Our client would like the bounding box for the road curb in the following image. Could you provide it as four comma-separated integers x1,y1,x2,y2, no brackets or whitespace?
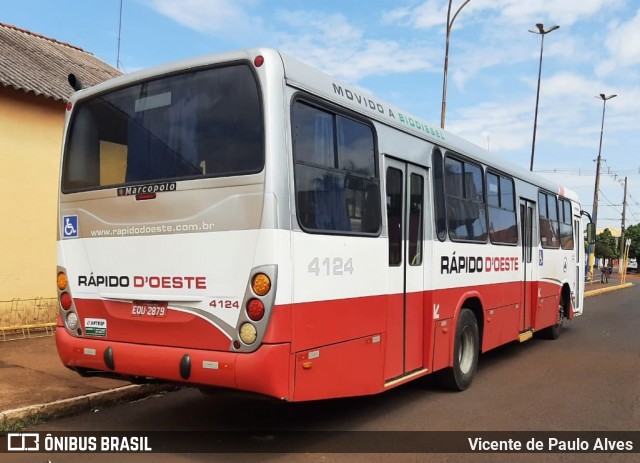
0,383,178,430
584,282,634,297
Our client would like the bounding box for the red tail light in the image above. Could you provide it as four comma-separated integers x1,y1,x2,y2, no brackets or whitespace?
60,292,72,310
246,299,265,321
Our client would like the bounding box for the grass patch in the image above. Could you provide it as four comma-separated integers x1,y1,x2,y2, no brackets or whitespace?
0,413,47,433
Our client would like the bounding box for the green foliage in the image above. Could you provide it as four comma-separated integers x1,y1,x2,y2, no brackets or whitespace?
624,224,640,258
595,228,617,259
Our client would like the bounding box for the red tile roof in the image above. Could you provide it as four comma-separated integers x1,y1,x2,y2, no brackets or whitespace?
0,22,122,102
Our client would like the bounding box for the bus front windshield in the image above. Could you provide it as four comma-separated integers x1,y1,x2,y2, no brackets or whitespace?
62,63,264,193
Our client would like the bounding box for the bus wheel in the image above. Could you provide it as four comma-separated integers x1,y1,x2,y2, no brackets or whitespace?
437,308,479,391
541,296,565,340
540,295,565,339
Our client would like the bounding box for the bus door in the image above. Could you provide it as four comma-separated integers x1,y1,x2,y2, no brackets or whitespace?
573,216,582,314
519,198,536,333
384,158,426,380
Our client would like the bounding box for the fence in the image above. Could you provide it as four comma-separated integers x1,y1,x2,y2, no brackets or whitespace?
0,297,57,341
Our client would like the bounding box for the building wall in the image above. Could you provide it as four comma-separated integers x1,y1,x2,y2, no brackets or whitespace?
0,86,64,301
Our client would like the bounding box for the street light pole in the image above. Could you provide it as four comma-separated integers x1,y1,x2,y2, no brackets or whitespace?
591,93,617,230
589,93,617,279
440,0,471,130
528,23,559,172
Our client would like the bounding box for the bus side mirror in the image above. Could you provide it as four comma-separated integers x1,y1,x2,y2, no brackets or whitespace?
586,222,596,245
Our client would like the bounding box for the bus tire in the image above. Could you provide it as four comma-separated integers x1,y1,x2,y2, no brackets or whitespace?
540,295,565,340
437,308,479,391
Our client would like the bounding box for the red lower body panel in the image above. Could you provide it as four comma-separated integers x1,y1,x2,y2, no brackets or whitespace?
57,279,570,401
56,328,291,400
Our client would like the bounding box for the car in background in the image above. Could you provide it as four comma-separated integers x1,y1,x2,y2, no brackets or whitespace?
627,258,637,273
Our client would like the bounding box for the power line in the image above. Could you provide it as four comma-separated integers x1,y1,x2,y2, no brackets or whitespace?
537,162,640,176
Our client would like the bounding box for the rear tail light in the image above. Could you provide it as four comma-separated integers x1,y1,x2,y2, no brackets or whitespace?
239,323,257,344
246,299,265,321
60,292,73,310
252,273,271,296
57,272,68,290
58,271,73,310
66,312,79,331
234,265,277,351
57,270,79,335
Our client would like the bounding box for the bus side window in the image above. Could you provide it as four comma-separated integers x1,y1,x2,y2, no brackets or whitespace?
560,199,574,249
433,149,447,241
387,167,403,266
539,191,560,249
445,155,487,242
408,173,424,265
292,99,380,235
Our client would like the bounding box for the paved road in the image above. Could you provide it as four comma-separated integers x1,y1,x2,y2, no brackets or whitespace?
5,285,639,463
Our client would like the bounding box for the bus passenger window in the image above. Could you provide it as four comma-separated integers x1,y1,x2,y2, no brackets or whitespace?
292,100,380,235
445,156,487,242
539,192,560,248
487,172,517,244
560,199,574,249
433,150,447,241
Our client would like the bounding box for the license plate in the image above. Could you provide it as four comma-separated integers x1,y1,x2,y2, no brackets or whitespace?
131,301,168,318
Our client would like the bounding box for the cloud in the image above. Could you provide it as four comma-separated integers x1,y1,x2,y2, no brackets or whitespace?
146,0,264,38
598,8,640,75
495,0,623,27
274,10,437,81
386,0,622,30
145,1,437,83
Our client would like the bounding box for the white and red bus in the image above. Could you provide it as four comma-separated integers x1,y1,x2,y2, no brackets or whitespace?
56,48,588,401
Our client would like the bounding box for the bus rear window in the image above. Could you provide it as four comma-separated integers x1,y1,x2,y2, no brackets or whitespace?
62,63,263,192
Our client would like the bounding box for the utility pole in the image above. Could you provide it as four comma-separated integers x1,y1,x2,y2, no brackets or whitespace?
619,176,628,270
589,93,616,279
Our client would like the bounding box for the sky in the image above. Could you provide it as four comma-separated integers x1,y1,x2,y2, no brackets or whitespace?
4,0,640,232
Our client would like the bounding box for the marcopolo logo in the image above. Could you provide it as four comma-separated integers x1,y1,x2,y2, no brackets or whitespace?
117,182,176,197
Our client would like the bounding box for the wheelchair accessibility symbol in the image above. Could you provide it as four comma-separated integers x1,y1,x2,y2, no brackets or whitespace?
62,215,79,238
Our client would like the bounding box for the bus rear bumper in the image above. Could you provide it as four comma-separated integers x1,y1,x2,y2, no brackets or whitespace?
56,328,292,400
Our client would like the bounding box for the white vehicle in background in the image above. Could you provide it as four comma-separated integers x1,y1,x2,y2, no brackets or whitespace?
627,258,637,273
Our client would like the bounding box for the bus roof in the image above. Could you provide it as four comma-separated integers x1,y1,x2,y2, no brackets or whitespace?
277,50,579,203
68,47,579,203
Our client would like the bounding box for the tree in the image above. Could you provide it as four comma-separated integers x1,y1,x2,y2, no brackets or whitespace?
623,224,640,259
595,228,617,260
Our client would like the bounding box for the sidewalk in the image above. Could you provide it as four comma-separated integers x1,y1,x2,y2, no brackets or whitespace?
1,275,637,430
0,334,176,430
583,270,638,295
